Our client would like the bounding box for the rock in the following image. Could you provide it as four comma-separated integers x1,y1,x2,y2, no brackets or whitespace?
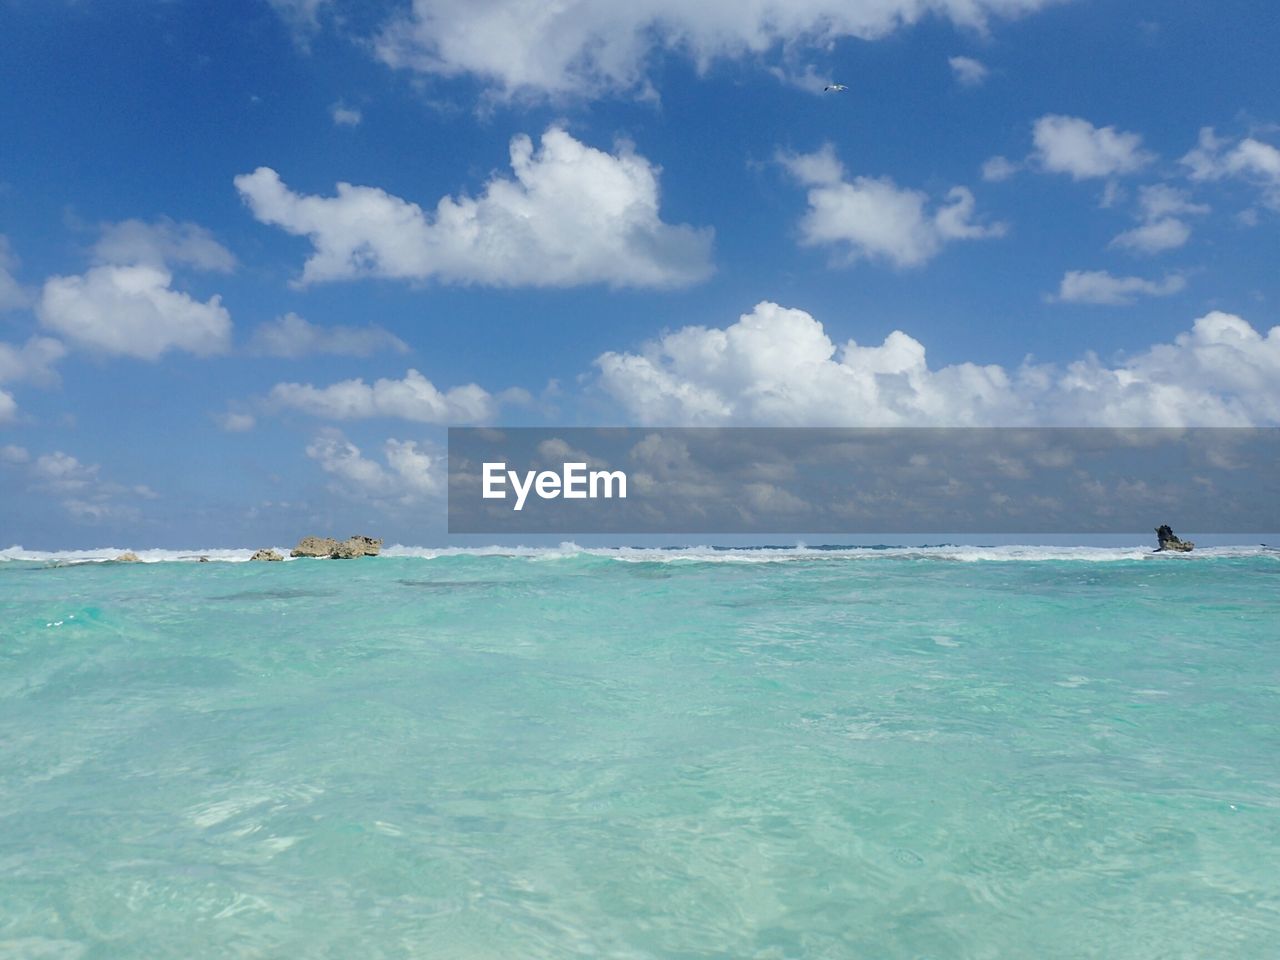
250,548,284,562
290,536,340,558
114,551,141,562
290,534,382,559
1155,525,1194,552
330,540,363,560
344,535,382,557
198,556,210,563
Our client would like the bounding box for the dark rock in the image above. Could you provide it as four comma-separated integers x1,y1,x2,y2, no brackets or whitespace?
250,548,284,562
1155,525,1194,552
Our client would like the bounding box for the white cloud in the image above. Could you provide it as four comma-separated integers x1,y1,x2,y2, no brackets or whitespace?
781,145,1006,268
1054,270,1185,305
373,0,1063,100
0,236,30,310
235,126,713,289
216,411,257,432
268,0,329,46
0,390,15,423
36,265,232,359
595,300,1280,427
1110,184,1209,254
305,430,440,502
61,499,140,522
1098,180,1125,208
0,336,66,387
31,450,99,493
13,448,157,521
1137,183,1210,221
269,368,497,423
948,55,989,87
248,312,408,358
1182,127,1280,209
1110,219,1191,254
331,102,362,127
1031,115,1154,179
767,64,836,95
93,217,236,272
981,155,1020,182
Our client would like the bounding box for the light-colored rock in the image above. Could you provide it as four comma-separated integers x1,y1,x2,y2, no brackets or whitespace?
250,548,284,562
114,552,141,562
330,540,363,560
344,535,382,557
291,536,340,558
290,534,382,559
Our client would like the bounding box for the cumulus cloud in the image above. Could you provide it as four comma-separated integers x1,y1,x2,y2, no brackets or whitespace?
248,312,408,358
0,334,63,421
780,145,1006,268
37,264,232,359
268,0,329,46
373,0,1063,100
0,236,30,310
595,300,1280,427
948,55,989,87
1110,219,1190,254
1053,270,1186,305
216,411,257,432
93,217,236,272
0,336,66,387
15,449,155,521
269,368,500,423
331,102,362,127
235,126,713,289
31,450,99,493
767,64,837,95
1182,127,1280,209
1031,115,1154,179
306,430,440,502
981,155,1020,182
1110,184,1209,254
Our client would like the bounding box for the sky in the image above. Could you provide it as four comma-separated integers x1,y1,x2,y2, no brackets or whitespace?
0,0,1278,548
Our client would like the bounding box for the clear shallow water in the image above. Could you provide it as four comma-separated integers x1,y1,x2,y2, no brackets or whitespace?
2,547,1278,959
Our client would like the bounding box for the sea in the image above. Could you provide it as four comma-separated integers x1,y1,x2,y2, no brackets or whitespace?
2,543,1278,959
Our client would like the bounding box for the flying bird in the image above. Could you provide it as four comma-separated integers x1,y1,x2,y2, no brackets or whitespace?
824,83,848,92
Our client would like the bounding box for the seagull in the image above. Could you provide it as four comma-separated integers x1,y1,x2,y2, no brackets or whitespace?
824,83,848,92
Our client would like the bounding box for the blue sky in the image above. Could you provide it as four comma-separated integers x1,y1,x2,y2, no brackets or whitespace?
1,0,1278,548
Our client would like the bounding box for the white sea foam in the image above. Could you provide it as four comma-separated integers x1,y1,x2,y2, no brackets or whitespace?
3,542,1274,565
383,541,1274,563
0,546,292,564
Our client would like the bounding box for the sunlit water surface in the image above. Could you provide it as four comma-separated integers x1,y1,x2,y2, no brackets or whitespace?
2,545,1278,958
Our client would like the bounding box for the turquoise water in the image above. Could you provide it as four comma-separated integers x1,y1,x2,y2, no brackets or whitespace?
2,546,1278,959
